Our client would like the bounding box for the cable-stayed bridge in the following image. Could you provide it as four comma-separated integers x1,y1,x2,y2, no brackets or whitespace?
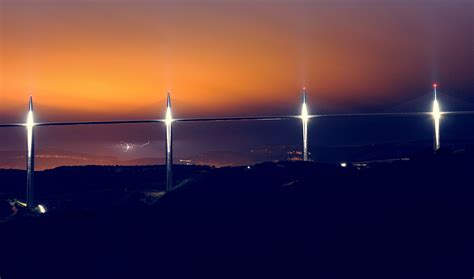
1,84,473,212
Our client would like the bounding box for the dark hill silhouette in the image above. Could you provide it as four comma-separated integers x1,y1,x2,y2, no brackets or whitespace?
0,149,473,278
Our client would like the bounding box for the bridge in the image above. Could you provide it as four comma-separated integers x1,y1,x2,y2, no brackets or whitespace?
1,84,473,212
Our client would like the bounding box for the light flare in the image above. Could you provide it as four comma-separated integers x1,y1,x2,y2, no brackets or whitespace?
432,99,441,151
26,96,35,158
165,93,173,154
301,101,309,123
165,104,173,127
26,110,35,157
301,89,309,161
165,92,173,191
25,96,36,210
432,84,441,151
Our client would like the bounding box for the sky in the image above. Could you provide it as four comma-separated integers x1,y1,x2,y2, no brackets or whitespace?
0,0,473,165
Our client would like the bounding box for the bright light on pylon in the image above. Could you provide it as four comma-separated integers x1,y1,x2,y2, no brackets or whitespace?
432,99,441,120
26,110,35,130
26,110,34,157
26,96,35,130
165,93,173,127
301,90,309,161
301,100,309,122
432,82,442,120
432,84,441,151
301,104,309,122
165,106,173,126
26,97,35,158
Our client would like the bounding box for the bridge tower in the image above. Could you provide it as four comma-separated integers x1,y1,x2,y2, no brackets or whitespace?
165,93,173,191
301,88,309,161
26,96,36,210
432,84,441,152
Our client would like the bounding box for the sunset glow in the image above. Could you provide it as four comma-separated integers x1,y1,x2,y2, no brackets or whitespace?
1,1,472,120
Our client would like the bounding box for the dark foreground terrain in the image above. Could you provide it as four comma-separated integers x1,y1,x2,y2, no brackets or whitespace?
1,149,474,278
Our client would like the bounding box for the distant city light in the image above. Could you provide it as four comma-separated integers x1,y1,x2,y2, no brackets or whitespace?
37,204,46,214
16,201,28,207
340,162,347,168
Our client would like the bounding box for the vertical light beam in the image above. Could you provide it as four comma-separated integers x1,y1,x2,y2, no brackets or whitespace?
432,83,441,152
26,96,36,210
301,88,309,161
165,92,173,191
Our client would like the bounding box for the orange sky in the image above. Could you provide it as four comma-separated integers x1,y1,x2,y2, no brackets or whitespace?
1,0,473,121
